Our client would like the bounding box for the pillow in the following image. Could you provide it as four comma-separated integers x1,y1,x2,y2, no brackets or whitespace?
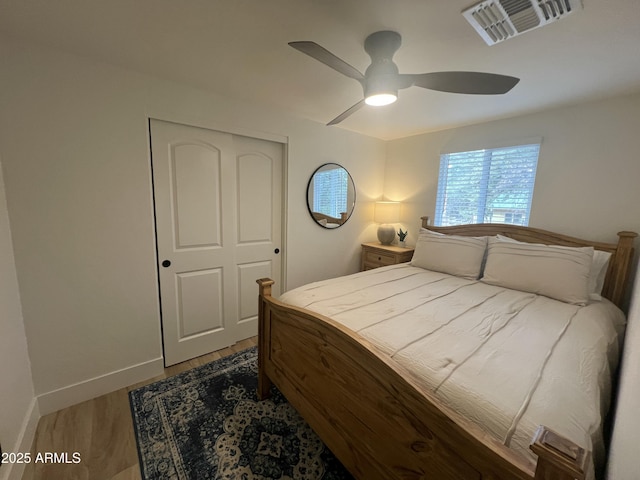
411,229,487,279
482,237,593,305
589,250,612,300
495,234,611,297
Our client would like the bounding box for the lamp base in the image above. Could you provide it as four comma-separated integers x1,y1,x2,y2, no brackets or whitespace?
377,224,396,245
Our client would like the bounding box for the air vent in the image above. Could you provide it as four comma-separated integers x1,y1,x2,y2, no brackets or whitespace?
462,0,582,45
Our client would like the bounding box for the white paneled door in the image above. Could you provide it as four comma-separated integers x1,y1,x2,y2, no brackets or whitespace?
150,119,283,366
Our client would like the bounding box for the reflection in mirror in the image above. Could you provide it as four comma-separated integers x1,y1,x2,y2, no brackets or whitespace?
306,163,356,229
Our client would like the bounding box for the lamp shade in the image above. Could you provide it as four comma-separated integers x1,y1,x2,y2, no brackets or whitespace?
374,201,400,224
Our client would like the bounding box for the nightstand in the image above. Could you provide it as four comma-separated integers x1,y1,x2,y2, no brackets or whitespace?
361,242,415,271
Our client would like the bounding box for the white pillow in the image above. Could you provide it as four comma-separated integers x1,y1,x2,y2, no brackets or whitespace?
495,234,611,297
589,250,612,300
411,230,487,279
482,237,593,305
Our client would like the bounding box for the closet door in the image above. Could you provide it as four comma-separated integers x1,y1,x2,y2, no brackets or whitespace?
150,119,283,366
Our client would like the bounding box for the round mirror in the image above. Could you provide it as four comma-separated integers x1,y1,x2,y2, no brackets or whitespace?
306,163,356,229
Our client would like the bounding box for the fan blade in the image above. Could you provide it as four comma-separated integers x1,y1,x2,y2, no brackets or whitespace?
289,41,365,82
409,72,519,95
327,100,366,126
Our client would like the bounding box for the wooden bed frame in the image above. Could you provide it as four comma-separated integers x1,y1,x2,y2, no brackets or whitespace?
311,211,349,226
256,218,637,480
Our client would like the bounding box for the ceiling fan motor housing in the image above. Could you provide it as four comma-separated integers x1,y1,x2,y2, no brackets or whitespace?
364,75,399,105
364,30,402,60
363,31,403,101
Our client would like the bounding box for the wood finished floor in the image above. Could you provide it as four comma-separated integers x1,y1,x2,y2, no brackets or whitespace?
21,337,258,480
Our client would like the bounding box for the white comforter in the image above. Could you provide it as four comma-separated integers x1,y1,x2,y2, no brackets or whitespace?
279,264,626,474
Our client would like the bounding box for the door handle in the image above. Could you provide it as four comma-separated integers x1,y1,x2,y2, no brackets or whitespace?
162,260,171,268
274,248,280,254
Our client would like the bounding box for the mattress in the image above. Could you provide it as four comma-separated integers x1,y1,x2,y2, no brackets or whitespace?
279,263,626,475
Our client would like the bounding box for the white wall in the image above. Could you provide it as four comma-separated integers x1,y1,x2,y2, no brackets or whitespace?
0,159,38,480
385,92,640,248
607,266,640,479
0,40,385,415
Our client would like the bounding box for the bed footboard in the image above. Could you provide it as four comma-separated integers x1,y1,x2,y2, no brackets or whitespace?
257,278,590,480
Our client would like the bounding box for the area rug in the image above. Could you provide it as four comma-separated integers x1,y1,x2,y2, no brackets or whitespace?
129,347,353,479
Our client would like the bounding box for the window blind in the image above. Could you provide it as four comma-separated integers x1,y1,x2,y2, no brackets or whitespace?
313,168,348,218
435,143,540,226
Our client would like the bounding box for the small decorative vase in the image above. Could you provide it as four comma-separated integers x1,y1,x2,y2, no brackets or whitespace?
399,241,406,248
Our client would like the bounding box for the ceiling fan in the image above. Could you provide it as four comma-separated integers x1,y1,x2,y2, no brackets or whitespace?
289,30,520,125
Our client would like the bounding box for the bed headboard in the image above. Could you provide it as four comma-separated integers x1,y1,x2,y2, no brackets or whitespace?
311,211,347,225
420,216,637,309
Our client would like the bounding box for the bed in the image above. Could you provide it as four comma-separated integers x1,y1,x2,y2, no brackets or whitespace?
256,218,637,480
311,211,349,228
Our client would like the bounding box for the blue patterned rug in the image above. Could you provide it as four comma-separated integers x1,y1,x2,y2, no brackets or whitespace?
129,347,353,479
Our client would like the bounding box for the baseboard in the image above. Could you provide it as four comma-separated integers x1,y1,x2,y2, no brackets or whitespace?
1,398,40,480
37,357,164,416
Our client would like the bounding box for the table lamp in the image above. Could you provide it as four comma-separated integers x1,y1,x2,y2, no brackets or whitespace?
374,201,400,245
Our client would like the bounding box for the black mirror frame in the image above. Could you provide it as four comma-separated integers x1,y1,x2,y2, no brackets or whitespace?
306,163,356,229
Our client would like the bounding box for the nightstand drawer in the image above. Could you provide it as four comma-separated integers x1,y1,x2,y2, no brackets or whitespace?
360,242,415,271
365,251,396,266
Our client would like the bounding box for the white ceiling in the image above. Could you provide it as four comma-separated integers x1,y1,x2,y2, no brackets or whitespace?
1,0,639,140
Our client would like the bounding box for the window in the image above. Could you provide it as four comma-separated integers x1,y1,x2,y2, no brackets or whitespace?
435,142,540,226
313,167,348,218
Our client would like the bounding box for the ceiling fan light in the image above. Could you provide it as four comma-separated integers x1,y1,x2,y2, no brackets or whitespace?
365,92,397,106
